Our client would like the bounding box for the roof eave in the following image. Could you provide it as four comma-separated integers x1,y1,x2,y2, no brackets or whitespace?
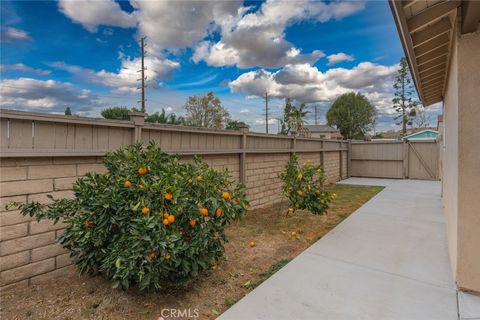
389,0,426,104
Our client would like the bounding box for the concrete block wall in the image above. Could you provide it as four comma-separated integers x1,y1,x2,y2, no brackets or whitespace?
183,154,240,182
0,151,345,289
0,157,108,291
245,153,291,208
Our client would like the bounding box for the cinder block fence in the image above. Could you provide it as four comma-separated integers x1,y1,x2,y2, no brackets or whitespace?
0,109,349,290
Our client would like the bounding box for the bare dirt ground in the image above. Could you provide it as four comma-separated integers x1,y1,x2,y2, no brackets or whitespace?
0,184,383,320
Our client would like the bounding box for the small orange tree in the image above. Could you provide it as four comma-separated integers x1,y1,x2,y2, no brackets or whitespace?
9,143,247,290
279,154,336,215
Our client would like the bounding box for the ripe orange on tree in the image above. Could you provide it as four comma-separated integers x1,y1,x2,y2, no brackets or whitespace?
215,208,223,217
163,218,169,226
249,241,256,248
148,251,156,261
124,180,132,188
196,175,203,182
200,208,208,215
137,167,148,175
189,219,196,227
141,207,150,215
222,192,231,200
164,193,173,200
167,215,175,223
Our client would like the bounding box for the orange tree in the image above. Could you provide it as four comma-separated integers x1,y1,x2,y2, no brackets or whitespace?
9,143,247,290
279,154,336,215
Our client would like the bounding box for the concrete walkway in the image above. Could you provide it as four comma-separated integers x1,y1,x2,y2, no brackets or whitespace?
219,178,480,320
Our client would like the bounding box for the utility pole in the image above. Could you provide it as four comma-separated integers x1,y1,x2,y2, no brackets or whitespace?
265,92,269,134
314,105,318,125
138,36,147,113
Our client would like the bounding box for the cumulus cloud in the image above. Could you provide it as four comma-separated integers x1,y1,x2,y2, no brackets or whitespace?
327,52,354,65
0,63,51,75
0,27,31,42
58,0,137,32
50,55,179,94
55,1,365,70
0,78,98,112
193,0,364,68
131,1,242,49
229,62,398,113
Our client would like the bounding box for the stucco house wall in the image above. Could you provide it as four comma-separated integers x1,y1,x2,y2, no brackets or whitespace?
442,24,459,281
442,26,480,292
456,29,480,291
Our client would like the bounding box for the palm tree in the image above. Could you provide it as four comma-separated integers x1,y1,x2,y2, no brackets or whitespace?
289,103,309,135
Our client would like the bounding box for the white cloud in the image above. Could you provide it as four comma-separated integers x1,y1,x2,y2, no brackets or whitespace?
0,27,31,42
173,74,218,89
131,1,242,49
193,0,364,68
58,0,137,32
229,62,399,113
50,55,179,94
0,63,51,75
240,108,250,114
255,118,277,125
324,62,397,89
327,52,354,65
55,1,364,71
0,78,98,112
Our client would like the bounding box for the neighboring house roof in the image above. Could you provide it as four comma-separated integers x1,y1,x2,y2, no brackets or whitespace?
405,129,439,140
303,125,339,132
379,127,437,139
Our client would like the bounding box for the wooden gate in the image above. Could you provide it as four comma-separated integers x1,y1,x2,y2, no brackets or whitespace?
350,140,439,180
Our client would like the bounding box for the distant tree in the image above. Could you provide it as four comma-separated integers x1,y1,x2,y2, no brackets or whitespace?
371,114,378,137
280,98,295,135
326,92,377,140
146,108,168,124
146,108,186,125
226,120,249,130
280,99,308,135
184,92,230,129
101,107,131,120
393,57,418,135
289,103,309,134
413,105,430,128
64,106,72,116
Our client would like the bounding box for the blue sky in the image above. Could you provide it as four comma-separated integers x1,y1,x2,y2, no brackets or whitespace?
0,0,440,132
